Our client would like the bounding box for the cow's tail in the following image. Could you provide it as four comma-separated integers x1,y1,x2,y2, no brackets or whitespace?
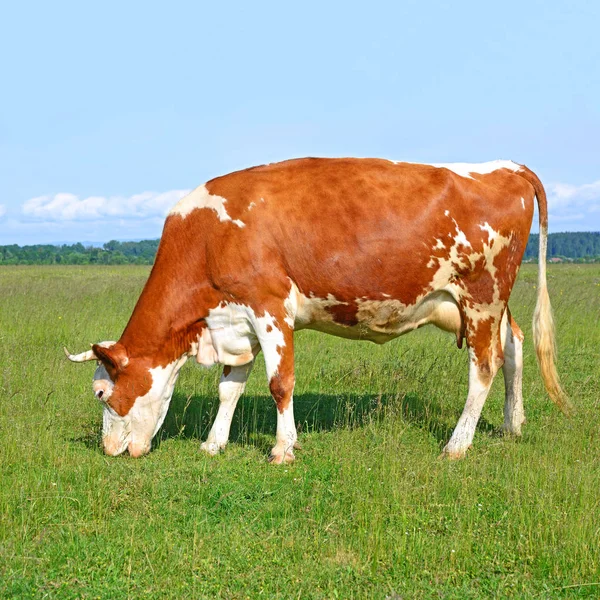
520,167,572,415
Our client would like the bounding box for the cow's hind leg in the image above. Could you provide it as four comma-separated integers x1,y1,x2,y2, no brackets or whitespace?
443,311,504,459
255,312,297,464
201,362,254,455
502,309,525,436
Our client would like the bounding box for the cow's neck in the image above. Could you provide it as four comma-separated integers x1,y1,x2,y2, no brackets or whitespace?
117,233,218,365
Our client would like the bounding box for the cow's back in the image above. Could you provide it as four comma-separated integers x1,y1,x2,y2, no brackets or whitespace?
200,158,535,308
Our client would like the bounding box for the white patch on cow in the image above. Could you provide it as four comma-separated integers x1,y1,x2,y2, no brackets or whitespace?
392,159,521,179
204,302,284,376
521,197,526,210
428,160,522,180
255,312,286,380
479,222,498,242
444,210,450,217
434,238,445,250
453,227,471,248
293,292,347,332
430,219,472,269
102,406,131,456
283,281,300,329
201,362,253,455
188,339,199,360
102,357,188,457
206,303,287,400
270,397,297,463
127,357,188,456
196,326,219,367
247,201,257,211
169,184,245,227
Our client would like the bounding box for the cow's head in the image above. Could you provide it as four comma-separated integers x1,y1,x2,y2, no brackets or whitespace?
64,342,187,457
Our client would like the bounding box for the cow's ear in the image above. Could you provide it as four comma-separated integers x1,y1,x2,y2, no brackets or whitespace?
92,342,129,372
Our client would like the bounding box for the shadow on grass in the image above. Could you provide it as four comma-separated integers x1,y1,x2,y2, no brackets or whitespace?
69,389,498,455
152,389,498,453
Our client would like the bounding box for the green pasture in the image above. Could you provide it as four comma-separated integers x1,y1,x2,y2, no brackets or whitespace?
0,264,599,598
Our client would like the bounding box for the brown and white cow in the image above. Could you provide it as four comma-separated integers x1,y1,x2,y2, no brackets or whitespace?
65,158,570,462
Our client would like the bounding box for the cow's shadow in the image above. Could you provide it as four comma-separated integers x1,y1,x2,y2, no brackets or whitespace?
71,387,499,455
153,389,498,454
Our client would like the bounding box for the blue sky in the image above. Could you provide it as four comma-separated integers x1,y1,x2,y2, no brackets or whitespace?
1,0,599,244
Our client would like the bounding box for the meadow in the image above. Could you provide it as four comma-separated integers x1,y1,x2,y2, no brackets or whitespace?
0,264,599,599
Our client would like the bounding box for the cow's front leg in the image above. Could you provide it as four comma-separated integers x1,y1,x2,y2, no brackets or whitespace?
256,314,297,464
201,361,254,455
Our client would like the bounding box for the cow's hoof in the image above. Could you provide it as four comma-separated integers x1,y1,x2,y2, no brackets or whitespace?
200,441,222,456
440,446,468,460
268,451,295,465
502,418,525,437
501,424,523,437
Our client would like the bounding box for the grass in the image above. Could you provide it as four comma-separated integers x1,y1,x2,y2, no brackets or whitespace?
0,264,599,599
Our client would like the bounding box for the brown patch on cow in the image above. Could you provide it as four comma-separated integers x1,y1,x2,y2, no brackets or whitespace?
269,372,294,413
508,310,525,342
518,167,548,229
462,259,496,306
92,343,129,374
266,324,273,333
467,316,495,384
328,301,359,327
101,357,154,417
90,342,153,416
493,236,526,304
269,373,286,407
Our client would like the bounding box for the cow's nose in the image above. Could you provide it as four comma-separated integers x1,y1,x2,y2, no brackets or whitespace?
103,436,128,456
128,441,150,458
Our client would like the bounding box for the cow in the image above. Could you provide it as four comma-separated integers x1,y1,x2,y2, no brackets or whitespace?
65,158,570,462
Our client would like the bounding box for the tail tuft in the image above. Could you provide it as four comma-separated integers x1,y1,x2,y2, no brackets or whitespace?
532,282,572,415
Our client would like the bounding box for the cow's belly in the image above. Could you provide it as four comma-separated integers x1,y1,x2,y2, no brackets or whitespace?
196,288,462,368
294,289,462,344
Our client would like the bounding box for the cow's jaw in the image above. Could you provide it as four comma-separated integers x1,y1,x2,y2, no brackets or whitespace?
100,356,188,457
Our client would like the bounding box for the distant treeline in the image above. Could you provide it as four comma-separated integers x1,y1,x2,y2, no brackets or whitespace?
1,232,600,265
524,232,600,262
0,240,159,265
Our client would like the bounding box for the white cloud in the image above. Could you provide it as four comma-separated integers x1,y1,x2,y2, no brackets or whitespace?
22,189,191,222
545,179,600,231
547,180,600,211
0,204,6,219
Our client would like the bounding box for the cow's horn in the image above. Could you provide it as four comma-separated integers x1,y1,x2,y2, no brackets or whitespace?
63,347,97,362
